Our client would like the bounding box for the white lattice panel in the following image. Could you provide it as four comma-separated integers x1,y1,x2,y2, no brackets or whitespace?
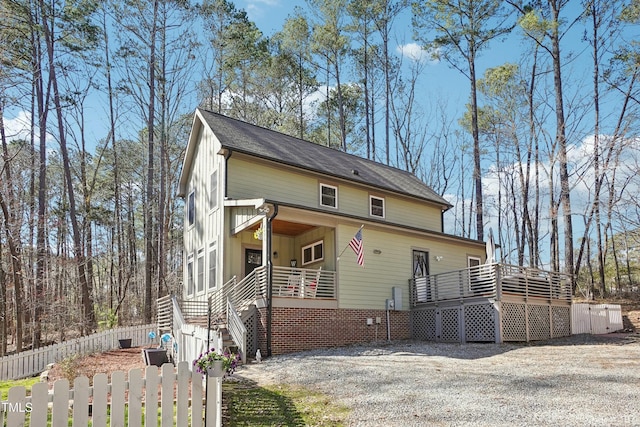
502,303,527,341
552,306,571,338
464,304,496,342
528,304,550,340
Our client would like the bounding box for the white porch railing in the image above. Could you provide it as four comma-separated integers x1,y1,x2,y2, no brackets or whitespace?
0,324,154,381
227,299,247,364
409,263,572,307
1,361,222,427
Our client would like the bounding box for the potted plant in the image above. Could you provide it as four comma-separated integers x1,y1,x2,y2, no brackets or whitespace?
142,331,168,366
193,348,240,377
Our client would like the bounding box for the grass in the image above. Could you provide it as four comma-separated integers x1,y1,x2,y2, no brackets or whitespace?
223,381,350,426
0,377,40,400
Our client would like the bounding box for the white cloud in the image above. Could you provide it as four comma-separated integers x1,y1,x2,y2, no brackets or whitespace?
396,43,438,63
4,111,32,141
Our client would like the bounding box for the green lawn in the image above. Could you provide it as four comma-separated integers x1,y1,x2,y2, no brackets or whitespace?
223,382,350,426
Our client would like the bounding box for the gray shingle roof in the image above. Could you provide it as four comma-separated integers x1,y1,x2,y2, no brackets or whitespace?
197,108,451,209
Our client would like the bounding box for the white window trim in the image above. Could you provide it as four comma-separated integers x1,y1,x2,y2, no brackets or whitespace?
369,195,385,218
320,183,338,209
302,240,324,266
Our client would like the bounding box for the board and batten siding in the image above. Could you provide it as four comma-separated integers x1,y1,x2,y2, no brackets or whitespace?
227,155,444,232
184,124,225,303
337,224,485,310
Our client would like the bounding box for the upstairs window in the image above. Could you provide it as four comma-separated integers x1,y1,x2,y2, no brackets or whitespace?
302,240,324,265
370,196,385,218
188,190,195,226
320,184,337,208
210,172,218,211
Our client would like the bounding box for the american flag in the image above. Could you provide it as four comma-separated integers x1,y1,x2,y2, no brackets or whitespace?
349,229,364,266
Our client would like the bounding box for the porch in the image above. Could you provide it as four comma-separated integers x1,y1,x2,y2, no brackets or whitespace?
159,264,337,362
409,263,572,343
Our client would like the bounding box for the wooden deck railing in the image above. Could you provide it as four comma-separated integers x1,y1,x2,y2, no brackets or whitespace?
409,263,571,307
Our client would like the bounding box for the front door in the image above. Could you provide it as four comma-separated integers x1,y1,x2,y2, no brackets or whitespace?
244,248,262,277
413,250,430,302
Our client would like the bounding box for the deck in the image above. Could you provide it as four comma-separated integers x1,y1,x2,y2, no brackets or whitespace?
409,263,572,343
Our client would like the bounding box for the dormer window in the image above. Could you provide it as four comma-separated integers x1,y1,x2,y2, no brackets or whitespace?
370,195,385,218
320,183,338,209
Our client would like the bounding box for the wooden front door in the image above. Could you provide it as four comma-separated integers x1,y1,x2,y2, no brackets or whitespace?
244,248,262,277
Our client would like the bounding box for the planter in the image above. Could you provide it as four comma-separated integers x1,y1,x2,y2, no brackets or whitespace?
142,348,168,367
206,360,225,377
118,338,132,349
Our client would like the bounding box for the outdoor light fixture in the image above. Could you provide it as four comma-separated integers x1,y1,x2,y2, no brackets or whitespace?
290,259,297,267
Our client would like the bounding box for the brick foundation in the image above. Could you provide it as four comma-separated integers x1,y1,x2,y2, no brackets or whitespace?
257,307,410,355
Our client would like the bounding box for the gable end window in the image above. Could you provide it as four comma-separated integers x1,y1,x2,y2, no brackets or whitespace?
210,172,218,211
188,190,195,226
302,240,324,265
320,184,338,209
370,196,385,218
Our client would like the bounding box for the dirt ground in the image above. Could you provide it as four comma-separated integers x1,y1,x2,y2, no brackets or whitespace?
47,347,149,384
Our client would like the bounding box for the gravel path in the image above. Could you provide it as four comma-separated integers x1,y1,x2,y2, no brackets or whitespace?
236,334,640,426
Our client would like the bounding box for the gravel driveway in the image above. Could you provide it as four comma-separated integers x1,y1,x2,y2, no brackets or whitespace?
236,334,640,426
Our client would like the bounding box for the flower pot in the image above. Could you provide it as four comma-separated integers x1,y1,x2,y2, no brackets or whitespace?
207,360,225,377
143,348,168,367
118,338,132,349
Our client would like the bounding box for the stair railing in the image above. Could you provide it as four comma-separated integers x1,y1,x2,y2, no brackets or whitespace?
227,298,247,364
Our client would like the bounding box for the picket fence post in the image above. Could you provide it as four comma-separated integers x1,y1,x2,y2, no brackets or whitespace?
1,361,220,427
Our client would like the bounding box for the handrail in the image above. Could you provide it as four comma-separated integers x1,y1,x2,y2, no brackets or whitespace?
227,298,247,364
156,294,173,333
409,263,571,307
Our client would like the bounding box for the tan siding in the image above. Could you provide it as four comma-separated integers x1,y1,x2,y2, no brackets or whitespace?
228,157,318,205
337,224,485,310
227,156,443,231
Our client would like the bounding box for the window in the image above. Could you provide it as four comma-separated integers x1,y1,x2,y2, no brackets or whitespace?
187,254,194,296
320,184,337,208
197,249,205,293
210,172,218,211
208,243,217,289
468,256,481,268
188,190,195,226
302,240,324,265
370,196,385,218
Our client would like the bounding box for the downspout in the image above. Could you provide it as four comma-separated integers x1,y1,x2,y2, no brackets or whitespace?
266,204,278,357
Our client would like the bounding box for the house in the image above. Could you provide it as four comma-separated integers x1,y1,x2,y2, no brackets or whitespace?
168,108,571,360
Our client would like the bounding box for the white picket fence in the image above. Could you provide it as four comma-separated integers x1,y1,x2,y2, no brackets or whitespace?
0,324,155,381
572,303,624,335
0,361,222,427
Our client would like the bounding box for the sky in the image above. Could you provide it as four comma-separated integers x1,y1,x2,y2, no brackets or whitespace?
6,0,635,268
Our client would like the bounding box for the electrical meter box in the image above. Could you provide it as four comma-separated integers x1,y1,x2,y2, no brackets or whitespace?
385,299,395,310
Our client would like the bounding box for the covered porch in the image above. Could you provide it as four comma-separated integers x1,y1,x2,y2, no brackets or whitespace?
409,263,572,343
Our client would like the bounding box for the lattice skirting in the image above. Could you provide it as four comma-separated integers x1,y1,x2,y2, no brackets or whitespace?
411,303,496,343
243,310,258,357
412,301,572,343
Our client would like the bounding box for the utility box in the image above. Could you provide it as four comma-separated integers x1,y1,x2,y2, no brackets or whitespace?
392,286,402,310
385,299,395,310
